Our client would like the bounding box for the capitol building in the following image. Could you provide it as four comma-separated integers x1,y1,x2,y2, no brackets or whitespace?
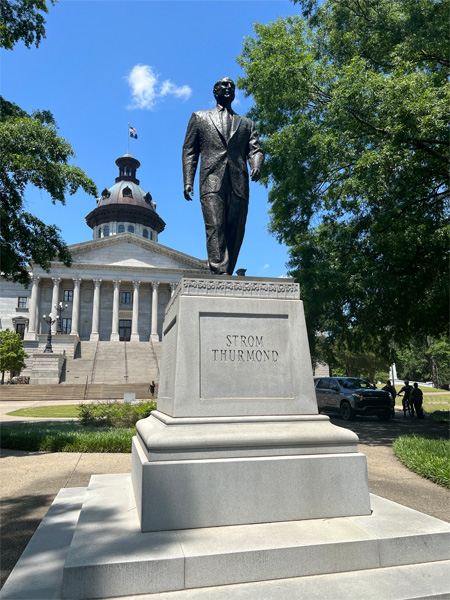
0,153,209,385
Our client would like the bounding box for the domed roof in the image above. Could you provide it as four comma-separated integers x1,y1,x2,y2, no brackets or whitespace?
96,180,155,210
85,154,165,233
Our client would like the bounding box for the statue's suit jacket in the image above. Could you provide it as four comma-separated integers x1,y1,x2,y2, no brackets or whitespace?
182,106,264,200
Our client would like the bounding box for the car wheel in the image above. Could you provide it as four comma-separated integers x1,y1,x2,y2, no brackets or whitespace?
378,410,391,422
340,401,354,421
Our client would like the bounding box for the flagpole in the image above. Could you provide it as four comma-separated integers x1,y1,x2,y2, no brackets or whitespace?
127,123,130,154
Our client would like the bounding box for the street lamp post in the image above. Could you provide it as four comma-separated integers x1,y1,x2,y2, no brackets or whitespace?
42,314,58,353
54,302,68,334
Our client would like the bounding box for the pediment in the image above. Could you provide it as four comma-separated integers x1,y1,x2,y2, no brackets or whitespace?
67,234,207,271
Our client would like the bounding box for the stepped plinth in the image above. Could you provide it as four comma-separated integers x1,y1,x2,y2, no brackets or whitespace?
2,276,449,600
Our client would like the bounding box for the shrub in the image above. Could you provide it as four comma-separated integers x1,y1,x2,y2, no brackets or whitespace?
77,400,156,428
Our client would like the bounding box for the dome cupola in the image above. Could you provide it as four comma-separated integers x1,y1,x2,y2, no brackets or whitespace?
85,154,166,241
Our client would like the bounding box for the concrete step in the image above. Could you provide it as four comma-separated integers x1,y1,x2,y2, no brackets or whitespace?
0,383,154,402
63,341,159,385
1,482,449,600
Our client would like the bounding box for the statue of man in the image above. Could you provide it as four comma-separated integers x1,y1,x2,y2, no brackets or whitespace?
182,77,264,275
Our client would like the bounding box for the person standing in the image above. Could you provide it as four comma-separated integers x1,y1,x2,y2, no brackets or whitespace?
382,380,397,417
149,380,156,400
398,380,414,417
182,77,264,275
410,382,424,419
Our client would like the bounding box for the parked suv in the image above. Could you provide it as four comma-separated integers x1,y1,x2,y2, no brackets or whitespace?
314,377,392,421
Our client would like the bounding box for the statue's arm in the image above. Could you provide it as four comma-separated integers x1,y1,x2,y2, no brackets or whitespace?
182,113,200,201
247,120,264,182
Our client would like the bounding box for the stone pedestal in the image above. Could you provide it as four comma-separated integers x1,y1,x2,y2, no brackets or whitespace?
132,276,371,532
29,352,65,385
3,275,449,600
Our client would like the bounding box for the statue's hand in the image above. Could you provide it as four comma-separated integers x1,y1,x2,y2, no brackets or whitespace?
184,185,193,201
250,167,261,182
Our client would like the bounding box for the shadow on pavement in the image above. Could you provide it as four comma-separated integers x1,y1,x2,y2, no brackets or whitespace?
327,412,449,447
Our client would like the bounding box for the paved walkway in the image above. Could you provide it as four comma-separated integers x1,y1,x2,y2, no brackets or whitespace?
1,403,449,589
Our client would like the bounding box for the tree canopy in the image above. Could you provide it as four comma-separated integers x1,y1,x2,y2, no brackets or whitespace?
0,98,97,284
237,0,449,362
0,0,56,50
0,0,97,285
0,329,29,384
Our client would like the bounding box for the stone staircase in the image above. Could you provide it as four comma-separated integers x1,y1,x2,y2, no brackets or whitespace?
0,383,152,402
63,340,160,385
62,341,98,385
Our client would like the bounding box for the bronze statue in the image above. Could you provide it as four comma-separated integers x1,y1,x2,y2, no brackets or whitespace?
182,77,264,275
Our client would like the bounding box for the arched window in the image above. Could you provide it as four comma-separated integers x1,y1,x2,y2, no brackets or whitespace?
123,186,132,198
104,226,110,236
98,227,102,238
128,225,134,233
143,229,149,239
149,231,153,240
118,224,125,233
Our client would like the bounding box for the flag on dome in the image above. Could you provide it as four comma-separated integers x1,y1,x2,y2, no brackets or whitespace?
129,126,138,139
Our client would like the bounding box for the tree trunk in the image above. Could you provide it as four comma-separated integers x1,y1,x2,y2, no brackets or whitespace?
424,336,440,388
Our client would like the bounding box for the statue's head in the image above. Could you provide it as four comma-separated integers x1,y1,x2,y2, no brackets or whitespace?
213,77,235,105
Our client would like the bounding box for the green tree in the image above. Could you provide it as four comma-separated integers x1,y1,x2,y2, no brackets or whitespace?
0,98,97,284
0,0,56,50
237,0,449,360
0,1,97,285
0,329,29,384
395,334,450,387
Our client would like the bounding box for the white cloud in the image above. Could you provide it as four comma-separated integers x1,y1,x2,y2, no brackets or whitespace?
160,80,192,101
263,264,270,269
126,64,192,110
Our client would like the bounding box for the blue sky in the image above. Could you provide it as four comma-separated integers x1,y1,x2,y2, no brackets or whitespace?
3,0,300,278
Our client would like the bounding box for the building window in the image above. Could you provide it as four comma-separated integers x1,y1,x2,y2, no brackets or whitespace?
150,231,153,240
143,229,149,239
63,290,73,302
98,228,102,238
15,323,26,339
104,225,110,236
61,318,72,334
123,186,132,198
128,225,134,233
118,224,125,233
17,297,27,308
121,291,131,304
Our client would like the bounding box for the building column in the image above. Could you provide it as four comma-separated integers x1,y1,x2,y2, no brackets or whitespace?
25,276,40,340
170,282,178,298
131,281,140,342
111,280,121,341
150,281,160,342
90,279,102,341
70,278,82,337
50,277,61,335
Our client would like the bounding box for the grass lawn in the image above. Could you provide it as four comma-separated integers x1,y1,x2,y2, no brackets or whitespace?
7,405,79,418
393,434,450,488
0,422,134,452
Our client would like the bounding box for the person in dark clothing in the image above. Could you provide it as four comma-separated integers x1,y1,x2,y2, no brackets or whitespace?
410,382,424,418
398,380,414,417
149,380,156,400
382,380,397,417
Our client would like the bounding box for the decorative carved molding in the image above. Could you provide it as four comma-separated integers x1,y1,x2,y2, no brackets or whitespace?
165,278,299,314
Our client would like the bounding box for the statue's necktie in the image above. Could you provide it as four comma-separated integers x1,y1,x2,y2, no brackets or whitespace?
221,109,232,141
